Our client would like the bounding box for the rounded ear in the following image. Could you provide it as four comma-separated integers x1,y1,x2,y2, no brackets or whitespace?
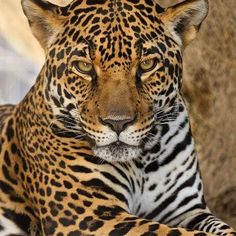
21,0,63,50
161,0,209,48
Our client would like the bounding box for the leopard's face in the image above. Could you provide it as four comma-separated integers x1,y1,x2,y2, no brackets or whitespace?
22,0,208,162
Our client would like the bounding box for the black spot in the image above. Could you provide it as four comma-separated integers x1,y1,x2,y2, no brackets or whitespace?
54,191,67,201
149,224,160,231
156,4,164,13
71,193,79,200
6,119,14,141
51,96,61,107
57,63,66,79
49,48,56,57
56,49,64,60
148,184,157,191
43,216,58,235
2,165,17,185
68,230,82,236
50,179,62,187
94,205,123,220
70,15,78,24
86,0,106,5
59,217,75,227
3,150,11,166
11,143,17,154
63,180,73,189
167,229,182,236
127,0,139,3
145,161,159,173
83,200,92,207
89,220,104,232
109,221,136,236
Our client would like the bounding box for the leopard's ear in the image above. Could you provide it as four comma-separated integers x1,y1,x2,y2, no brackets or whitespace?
21,0,63,50
161,0,208,47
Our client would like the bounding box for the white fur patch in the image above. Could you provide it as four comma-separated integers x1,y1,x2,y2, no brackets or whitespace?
0,215,26,236
93,143,141,162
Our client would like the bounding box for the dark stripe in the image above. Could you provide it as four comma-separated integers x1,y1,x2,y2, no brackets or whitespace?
165,156,196,193
165,203,206,225
146,171,197,219
160,124,170,137
149,143,161,154
165,118,188,145
70,145,91,151
81,178,128,204
109,163,131,184
83,153,109,165
130,176,136,193
186,213,212,229
93,192,109,200
2,165,18,185
154,193,163,203
3,208,31,233
100,171,131,194
76,188,93,198
68,165,92,173
160,130,192,167
159,193,198,222
0,180,14,194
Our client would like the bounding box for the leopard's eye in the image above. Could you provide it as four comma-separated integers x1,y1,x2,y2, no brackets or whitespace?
74,61,93,74
140,59,156,72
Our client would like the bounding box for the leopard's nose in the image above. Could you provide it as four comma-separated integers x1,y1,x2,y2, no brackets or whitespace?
100,116,136,135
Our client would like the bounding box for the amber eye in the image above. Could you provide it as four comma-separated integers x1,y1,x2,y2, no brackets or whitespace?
140,59,156,72
74,61,93,74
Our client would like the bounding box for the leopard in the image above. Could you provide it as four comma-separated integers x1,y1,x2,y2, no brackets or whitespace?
0,0,235,235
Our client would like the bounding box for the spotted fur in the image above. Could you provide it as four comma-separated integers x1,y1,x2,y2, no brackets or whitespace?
0,0,235,235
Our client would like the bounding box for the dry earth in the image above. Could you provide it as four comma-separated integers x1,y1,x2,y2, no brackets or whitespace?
0,0,235,228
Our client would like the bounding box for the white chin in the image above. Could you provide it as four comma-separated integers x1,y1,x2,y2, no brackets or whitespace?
92,143,141,162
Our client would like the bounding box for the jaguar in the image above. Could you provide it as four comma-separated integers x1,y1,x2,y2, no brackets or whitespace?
0,0,235,235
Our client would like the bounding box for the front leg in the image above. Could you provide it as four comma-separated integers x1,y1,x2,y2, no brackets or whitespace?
38,188,215,236
178,211,236,236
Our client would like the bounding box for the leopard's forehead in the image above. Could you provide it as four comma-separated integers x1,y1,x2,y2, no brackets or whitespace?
54,0,178,70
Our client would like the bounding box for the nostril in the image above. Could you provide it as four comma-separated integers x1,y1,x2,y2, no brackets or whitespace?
100,116,136,134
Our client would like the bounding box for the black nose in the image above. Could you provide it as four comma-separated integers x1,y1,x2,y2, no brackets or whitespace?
101,116,136,134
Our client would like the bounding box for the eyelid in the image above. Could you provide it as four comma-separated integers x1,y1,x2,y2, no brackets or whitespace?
139,58,161,71
140,56,157,63
70,59,94,81
139,59,164,80
70,55,92,64
71,66,93,81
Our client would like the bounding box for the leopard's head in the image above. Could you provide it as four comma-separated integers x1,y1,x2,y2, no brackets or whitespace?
22,0,208,162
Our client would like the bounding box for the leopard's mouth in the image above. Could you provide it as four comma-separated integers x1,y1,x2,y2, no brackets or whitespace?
91,141,142,162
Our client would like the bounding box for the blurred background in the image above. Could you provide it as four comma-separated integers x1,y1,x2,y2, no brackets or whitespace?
0,0,235,228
